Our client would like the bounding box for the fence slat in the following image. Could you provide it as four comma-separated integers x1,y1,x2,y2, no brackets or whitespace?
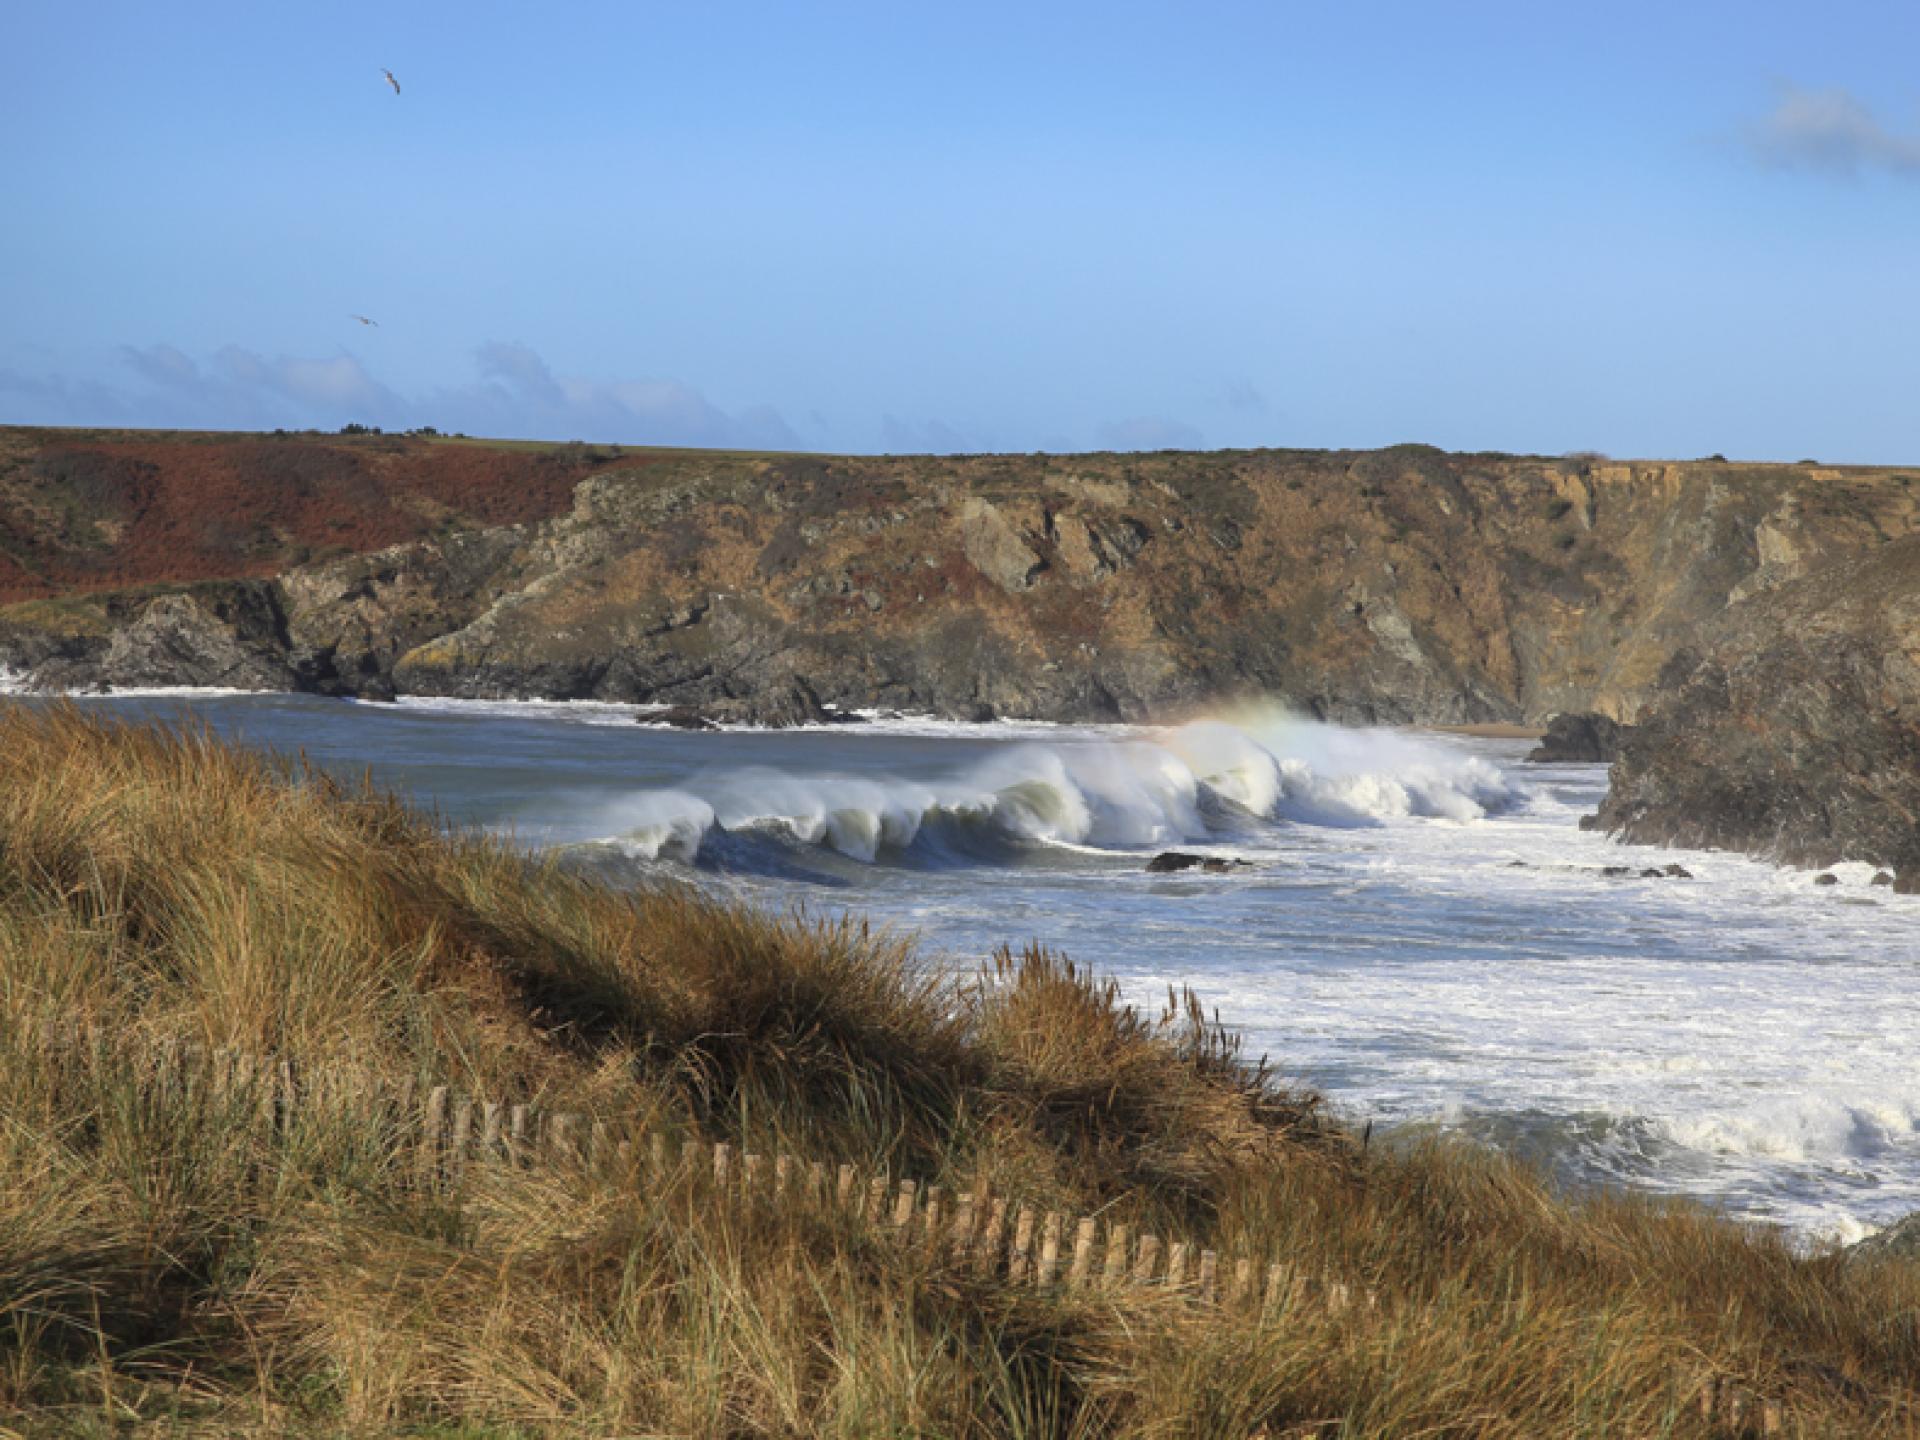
480,1101,504,1160
977,1198,1009,1276
1008,1206,1036,1284
1069,1217,1098,1286
1134,1233,1160,1285
1036,1213,1063,1285
447,1097,473,1180
713,1142,733,1190
1166,1241,1188,1290
774,1153,793,1201
1103,1224,1130,1286
892,1178,917,1230
837,1163,858,1211
951,1194,979,1262
508,1104,530,1165
866,1173,889,1225
1198,1250,1218,1303
419,1085,449,1187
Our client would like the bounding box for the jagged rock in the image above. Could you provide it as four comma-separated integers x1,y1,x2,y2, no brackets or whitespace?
1527,712,1634,763
1872,871,1896,887
1640,868,1666,879
1813,872,1840,886
637,677,863,731
1601,865,1634,878
1663,864,1693,879
1145,851,1252,874
960,498,1045,593
1589,533,1920,892
1147,852,1207,873
1846,1213,1920,1263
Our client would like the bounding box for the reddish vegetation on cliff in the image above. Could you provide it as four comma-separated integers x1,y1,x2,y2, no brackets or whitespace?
0,428,641,602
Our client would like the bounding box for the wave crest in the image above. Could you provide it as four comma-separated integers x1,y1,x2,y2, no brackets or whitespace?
594,710,1522,866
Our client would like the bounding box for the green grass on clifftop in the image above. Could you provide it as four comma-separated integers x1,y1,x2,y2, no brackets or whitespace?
1,706,1917,1436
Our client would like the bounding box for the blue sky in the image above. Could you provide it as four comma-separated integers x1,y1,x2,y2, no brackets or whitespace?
4,1,1919,460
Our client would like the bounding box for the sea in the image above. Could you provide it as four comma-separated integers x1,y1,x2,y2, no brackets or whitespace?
45,689,1920,1246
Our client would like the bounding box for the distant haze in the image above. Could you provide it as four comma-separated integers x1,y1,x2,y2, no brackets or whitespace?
4,1,1920,462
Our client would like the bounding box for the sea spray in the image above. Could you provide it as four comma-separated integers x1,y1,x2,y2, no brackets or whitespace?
595,709,1522,865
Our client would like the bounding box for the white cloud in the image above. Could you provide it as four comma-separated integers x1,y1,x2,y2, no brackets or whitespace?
1749,84,1920,177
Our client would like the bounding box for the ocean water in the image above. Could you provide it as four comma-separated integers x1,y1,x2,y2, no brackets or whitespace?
52,691,1920,1245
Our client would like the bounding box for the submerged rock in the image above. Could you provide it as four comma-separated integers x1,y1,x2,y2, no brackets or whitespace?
1873,871,1896,887
638,678,865,731
1526,712,1634,764
1145,851,1252,874
1813,872,1840,886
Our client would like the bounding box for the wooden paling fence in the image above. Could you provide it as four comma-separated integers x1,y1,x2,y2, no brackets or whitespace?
25,1032,1788,1435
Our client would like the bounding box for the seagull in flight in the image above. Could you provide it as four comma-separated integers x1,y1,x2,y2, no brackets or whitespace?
380,67,401,95
350,314,379,327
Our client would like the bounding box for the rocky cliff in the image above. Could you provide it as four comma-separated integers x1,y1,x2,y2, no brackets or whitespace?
4,427,1918,725
1586,531,1920,889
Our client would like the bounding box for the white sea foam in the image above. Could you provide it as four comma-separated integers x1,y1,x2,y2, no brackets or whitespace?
595,708,1523,863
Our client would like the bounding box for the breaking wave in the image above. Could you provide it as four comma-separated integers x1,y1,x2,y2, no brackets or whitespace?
589,709,1522,868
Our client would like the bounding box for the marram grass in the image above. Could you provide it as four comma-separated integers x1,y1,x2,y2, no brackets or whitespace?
0,704,1916,1436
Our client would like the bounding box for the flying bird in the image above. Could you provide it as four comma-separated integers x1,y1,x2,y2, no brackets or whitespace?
351,314,379,327
380,67,400,95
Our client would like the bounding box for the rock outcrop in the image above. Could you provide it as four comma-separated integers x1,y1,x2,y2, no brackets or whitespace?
1586,532,1920,890
1526,712,1635,764
5,430,1920,728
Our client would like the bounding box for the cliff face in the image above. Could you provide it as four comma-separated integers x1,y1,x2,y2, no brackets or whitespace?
1587,532,1920,888
3,427,1918,724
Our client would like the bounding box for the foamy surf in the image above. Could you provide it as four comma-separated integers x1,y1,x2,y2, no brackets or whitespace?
592,710,1523,866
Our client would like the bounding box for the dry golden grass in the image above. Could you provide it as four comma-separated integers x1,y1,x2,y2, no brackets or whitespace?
1,704,1918,1436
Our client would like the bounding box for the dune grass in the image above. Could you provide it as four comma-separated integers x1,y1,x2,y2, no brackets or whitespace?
1,705,1917,1436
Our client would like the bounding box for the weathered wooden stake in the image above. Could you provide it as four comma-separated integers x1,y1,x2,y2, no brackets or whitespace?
837,1162,858,1210
448,1098,473,1180
743,1151,765,1198
1103,1223,1130,1286
1197,1249,1218,1304
418,1085,449,1186
977,1197,1009,1276
866,1173,889,1225
1134,1233,1160,1285
1233,1257,1253,1306
1036,1213,1063,1284
649,1130,668,1175
549,1112,579,1165
1758,1397,1783,1436
809,1159,828,1204
712,1141,733,1189
508,1104,529,1165
892,1178,918,1230
1069,1217,1098,1286
952,1194,979,1262
919,1186,943,1247
774,1153,793,1201
1009,1206,1036,1283
1264,1263,1287,1313
1165,1240,1188,1290
480,1102,503,1159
